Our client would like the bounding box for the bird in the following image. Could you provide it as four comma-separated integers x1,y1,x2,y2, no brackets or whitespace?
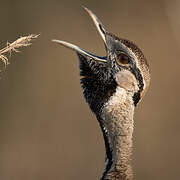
53,7,150,180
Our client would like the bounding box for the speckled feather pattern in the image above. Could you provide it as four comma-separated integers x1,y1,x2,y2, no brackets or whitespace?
106,32,151,99
55,7,150,180
120,39,150,98
101,87,134,180
100,71,138,180
76,30,150,180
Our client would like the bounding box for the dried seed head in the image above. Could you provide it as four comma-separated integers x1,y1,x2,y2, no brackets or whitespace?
0,34,39,67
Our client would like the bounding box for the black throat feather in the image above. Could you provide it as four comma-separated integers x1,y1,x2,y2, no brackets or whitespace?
77,53,116,176
77,53,117,115
77,52,144,177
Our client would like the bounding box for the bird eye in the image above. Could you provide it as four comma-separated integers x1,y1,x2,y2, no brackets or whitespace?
117,53,129,65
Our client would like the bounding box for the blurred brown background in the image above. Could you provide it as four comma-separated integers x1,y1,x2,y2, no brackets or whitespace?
0,0,180,179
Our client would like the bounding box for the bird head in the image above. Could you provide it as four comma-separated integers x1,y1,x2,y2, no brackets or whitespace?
53,7,150,115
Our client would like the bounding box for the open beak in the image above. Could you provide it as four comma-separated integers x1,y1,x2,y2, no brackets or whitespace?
52,6,108,63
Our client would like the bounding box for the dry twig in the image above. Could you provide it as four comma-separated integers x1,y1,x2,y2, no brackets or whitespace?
0,34,39,67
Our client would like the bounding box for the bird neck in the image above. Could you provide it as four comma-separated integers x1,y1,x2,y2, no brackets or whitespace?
99,87,135,180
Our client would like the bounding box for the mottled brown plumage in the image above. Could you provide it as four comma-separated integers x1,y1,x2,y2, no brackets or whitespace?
106,32,150,101
120,38,150,99
53,7,150,180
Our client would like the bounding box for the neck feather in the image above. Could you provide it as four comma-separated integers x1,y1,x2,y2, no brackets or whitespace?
99,87,135,180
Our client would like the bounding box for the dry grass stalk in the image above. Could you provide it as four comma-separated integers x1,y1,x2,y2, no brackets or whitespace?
0,34,39,67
